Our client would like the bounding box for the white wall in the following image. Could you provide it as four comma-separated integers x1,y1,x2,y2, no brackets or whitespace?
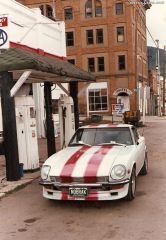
0,0,66,57
0,0,68,138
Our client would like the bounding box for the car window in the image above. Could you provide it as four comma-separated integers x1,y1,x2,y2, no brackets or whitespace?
132,127,139,143
69,128,96,146
69,127,133,146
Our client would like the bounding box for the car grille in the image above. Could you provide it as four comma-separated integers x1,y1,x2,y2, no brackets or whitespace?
50,176,109,183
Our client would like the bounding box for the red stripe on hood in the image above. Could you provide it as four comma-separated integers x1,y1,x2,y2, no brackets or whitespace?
60,145,91,183
84,146,112,183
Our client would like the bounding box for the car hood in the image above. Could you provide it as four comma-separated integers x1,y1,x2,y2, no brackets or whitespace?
44,145,135,182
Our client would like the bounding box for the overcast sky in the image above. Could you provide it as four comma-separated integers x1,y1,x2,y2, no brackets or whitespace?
146,1,166,49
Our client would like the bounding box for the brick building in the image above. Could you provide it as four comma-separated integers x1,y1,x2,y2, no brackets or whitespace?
17,0,151,116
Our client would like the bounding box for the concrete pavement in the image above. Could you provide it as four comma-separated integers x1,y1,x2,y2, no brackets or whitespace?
0,171,40,199
0,115,166,200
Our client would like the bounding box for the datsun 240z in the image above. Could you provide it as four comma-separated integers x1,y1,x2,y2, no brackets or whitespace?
40,124,148,201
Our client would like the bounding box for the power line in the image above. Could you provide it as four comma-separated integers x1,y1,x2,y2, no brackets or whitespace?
126,0,158,47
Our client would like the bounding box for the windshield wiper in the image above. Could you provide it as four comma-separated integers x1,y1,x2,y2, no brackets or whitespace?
98,141,126,146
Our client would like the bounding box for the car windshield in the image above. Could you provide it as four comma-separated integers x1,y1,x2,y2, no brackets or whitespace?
69,127,133,146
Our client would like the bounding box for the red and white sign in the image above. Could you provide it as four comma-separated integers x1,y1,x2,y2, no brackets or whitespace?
112,104,124,115
0,17,8,27
0,16,9,49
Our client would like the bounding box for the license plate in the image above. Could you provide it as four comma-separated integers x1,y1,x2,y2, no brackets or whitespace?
69,187,88,197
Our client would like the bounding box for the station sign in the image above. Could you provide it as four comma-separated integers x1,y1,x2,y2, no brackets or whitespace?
113,88,132,96
0,16,9,49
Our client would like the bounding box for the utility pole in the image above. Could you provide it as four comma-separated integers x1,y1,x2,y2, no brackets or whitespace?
155,39,161,116
163,46,166,115
135,9,139,111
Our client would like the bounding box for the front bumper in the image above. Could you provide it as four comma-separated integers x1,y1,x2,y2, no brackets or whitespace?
39,179,130,201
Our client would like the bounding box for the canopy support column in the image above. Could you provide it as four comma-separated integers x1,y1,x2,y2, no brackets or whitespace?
0,72,20,181
44,82,56,157
70,82,79,130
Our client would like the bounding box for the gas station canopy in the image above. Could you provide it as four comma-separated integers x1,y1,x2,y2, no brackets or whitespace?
0,47,96,83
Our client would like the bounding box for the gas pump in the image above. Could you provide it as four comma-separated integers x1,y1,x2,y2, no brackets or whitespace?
15,96,39,170
58,95,75,149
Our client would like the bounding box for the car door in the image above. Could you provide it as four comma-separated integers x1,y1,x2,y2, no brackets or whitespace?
132,127,145,175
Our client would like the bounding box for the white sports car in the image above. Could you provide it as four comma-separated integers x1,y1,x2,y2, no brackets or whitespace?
40,124,148,201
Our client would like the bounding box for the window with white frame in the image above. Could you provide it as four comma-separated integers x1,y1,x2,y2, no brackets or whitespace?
88,83,108,112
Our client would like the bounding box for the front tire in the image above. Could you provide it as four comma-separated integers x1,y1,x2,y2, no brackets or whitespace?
125,168,136,201
140,152,148,176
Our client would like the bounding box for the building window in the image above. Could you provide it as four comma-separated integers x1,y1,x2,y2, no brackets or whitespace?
85,0,93,18
86,30,94,44
46,5,54,19
66,32,74,47
39,5,44,15
96,29,103,44
64,8,73,20
117,26,125,42
88,58,95,72
89,89,108,111
115,3,123,15
68,59,75,65
97,57,105,71
95,0,102,17
118,55,126,70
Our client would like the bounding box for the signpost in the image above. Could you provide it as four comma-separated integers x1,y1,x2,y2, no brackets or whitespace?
111,104,124,123
112,104,124,115
0,16,9,49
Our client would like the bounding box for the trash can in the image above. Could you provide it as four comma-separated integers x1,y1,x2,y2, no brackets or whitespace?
19,163,24,178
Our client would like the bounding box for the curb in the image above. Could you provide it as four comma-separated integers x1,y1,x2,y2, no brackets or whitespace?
0,172,40,200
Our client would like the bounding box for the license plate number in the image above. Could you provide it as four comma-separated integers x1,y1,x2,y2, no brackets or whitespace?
69,187,88,197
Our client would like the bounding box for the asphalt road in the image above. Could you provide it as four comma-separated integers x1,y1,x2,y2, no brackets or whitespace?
1,119,166,240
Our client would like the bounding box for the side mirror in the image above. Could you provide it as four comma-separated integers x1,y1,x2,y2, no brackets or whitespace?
137,136,144,145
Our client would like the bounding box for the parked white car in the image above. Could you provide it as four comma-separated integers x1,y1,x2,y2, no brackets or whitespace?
40,124,148,201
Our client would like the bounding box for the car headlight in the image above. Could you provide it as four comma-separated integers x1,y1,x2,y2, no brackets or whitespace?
41,165,51,180
111,165,126,180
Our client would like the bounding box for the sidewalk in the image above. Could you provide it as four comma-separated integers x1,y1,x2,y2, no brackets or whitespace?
0,137,60,199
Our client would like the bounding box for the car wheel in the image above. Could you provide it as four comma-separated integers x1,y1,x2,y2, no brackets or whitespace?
140,152,148,176
125,168,136,201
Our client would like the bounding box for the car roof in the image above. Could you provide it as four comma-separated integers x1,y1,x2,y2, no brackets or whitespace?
79,124,133,129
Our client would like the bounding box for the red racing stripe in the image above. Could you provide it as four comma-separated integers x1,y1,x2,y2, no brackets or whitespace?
84,146,112,183
61,192,68,200
60,145,91,183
